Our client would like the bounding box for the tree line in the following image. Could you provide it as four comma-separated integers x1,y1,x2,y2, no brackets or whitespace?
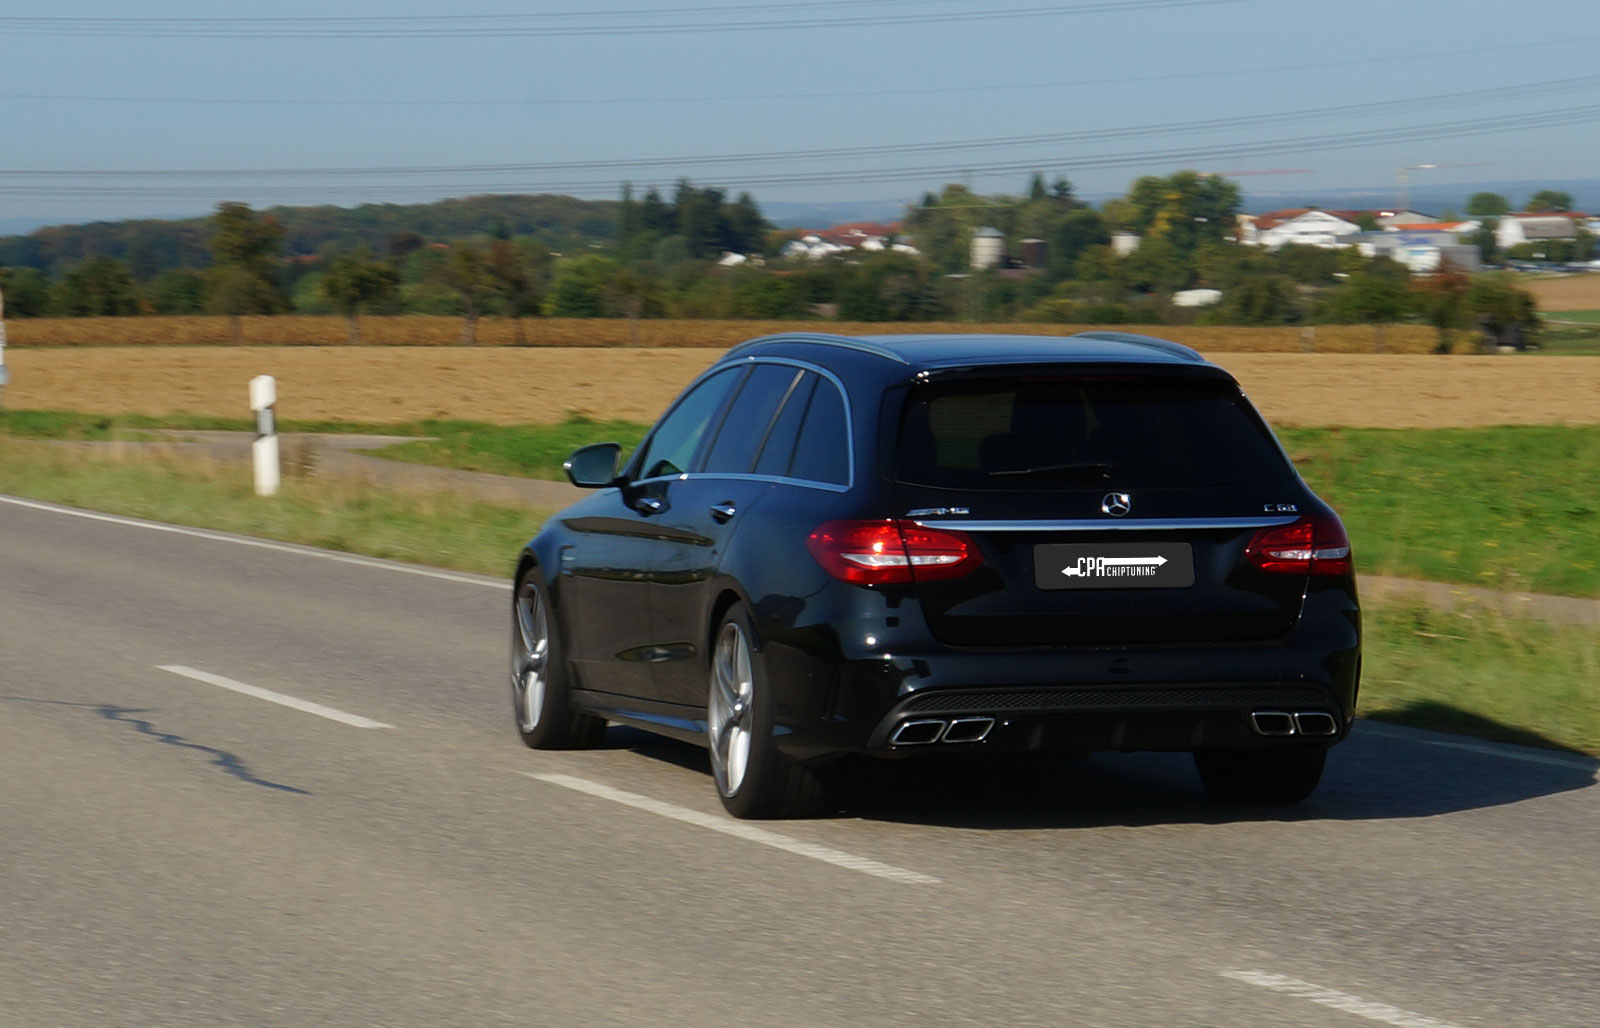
0,171,1563,350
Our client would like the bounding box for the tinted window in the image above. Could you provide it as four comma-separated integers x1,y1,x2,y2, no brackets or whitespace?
896,375,1295,490
753,373,817,477
702,364,803,474
632,367,742,480
788,378,850,486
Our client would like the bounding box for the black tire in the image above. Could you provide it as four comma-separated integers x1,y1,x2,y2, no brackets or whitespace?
1194,746,1327,804
510,568,605,750
707,604,826,819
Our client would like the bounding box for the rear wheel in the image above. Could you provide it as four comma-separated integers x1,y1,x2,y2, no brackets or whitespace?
1194,746,1326,804
510,569,604,749
708,605,825,819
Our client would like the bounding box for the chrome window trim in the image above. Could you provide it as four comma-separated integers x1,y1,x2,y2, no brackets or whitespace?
716,356,855,489
911,516,1302,532
670,471,852,494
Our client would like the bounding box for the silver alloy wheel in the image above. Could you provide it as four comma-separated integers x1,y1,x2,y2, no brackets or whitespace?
709,620,755,797
512,580,549,733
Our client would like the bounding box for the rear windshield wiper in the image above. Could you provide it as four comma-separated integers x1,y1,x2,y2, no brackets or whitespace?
988,461,1115,479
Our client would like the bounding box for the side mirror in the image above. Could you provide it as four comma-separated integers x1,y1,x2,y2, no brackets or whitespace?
564,442,623,488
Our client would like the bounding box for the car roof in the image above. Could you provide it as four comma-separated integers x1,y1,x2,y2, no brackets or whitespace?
724,331,1210,371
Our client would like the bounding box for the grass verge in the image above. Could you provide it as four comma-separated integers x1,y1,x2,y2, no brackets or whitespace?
0,437,547,577
1281,425,1600,597
367,416,647,479
1361,595,1600,755
8,413,1600,597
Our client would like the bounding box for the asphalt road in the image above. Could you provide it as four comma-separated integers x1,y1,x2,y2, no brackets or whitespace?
3,494,1597,1028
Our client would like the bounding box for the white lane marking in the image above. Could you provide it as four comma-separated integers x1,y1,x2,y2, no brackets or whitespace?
522,772,940,885
1358,721,1597,772
1222,970,1466,1028
159,665,394,730
0,495,506,590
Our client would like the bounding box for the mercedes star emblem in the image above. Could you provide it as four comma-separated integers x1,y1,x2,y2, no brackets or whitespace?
1101,492,1132,517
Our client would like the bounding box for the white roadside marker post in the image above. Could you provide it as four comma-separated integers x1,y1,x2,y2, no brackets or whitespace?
248,374,280,497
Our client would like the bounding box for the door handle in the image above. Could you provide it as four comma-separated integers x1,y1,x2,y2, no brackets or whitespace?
709,503,737,523
635,496,664,514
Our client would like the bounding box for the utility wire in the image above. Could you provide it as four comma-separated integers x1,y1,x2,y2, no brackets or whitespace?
0,103,1593,199
7,33,1600,108
0,0,1241,38
3,74,1594,179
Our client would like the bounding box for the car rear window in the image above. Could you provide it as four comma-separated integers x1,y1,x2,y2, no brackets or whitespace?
896,374,1295,490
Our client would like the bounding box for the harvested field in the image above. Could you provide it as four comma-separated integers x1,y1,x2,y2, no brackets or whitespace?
6,346,1599,429
5,315,1438,353
1520,273,1600,311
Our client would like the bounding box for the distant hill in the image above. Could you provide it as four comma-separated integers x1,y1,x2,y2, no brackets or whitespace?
0,193,621,279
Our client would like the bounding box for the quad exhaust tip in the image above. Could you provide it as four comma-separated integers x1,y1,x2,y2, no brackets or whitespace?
1249,710,1338,737
890,716,997,746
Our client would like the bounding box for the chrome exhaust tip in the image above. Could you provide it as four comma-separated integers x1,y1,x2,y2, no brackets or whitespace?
891,719,947,745
1249,711,1296,736
942,717,995,744
1294,711,1338,736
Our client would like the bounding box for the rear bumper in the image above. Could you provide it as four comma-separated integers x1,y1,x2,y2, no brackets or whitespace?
762,608,1358,761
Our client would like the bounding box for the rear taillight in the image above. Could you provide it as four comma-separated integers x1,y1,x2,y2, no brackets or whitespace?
1246,515,1353,577
806,519,980,586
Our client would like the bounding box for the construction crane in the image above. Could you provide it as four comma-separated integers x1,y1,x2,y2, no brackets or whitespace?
1397,162,1491,212
1195,168,1313,178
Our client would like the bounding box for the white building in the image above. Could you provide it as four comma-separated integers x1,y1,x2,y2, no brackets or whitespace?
1496,213,1588,251
970,226,1005,270
1353,231,1480,274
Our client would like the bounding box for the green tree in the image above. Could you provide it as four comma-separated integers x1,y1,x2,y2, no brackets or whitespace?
544,254,621,318
1466,274,1540,350
1317,264,1412,351
1525,189,1574,213
1201,274,1301,325
0,266,51,317
321,250,399,343
1465,192,1510,217
54,257,140,315
432,242,492,344
206,202,287,343
1122,171,1241,257
836,251,940,321
147,269,208,314
1412,273,1470,353
486,239,549,345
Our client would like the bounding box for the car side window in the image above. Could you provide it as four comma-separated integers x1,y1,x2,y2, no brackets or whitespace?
631,367,742,480
752,373,817,478
702,364,803,474
787,376,850,486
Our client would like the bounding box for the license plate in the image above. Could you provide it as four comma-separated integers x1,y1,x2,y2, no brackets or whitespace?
1034,543,1195,589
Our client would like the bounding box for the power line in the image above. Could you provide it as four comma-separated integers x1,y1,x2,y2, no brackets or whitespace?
4,73,1594,180
0,0,1241,38
0,103,1593,200
8,33,1600,108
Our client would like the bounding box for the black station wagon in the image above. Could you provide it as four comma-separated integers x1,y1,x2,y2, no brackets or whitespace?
510,332,1360,818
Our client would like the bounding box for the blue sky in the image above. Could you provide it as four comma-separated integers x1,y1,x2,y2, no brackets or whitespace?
2,0,1599,227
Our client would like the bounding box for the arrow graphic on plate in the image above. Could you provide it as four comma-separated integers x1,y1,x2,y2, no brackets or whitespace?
1063,556,1168,576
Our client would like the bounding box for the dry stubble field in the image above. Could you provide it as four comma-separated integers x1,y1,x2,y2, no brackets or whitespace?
7,345,1600,429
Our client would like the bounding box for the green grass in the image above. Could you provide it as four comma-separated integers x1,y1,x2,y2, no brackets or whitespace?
0,437,547,577
1545,308,1600,324
1538,323,1600,354
365,416,648,480
1281,425,1600,598
1361,596,1600,755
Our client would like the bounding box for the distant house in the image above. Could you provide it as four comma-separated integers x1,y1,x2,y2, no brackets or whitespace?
1110,231,1141,257
1352,231,1480,274
1495,212,1590,250
781,221,918,261
1240,209,1363,249
1239,208,1433,249
1383,219,1480,240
